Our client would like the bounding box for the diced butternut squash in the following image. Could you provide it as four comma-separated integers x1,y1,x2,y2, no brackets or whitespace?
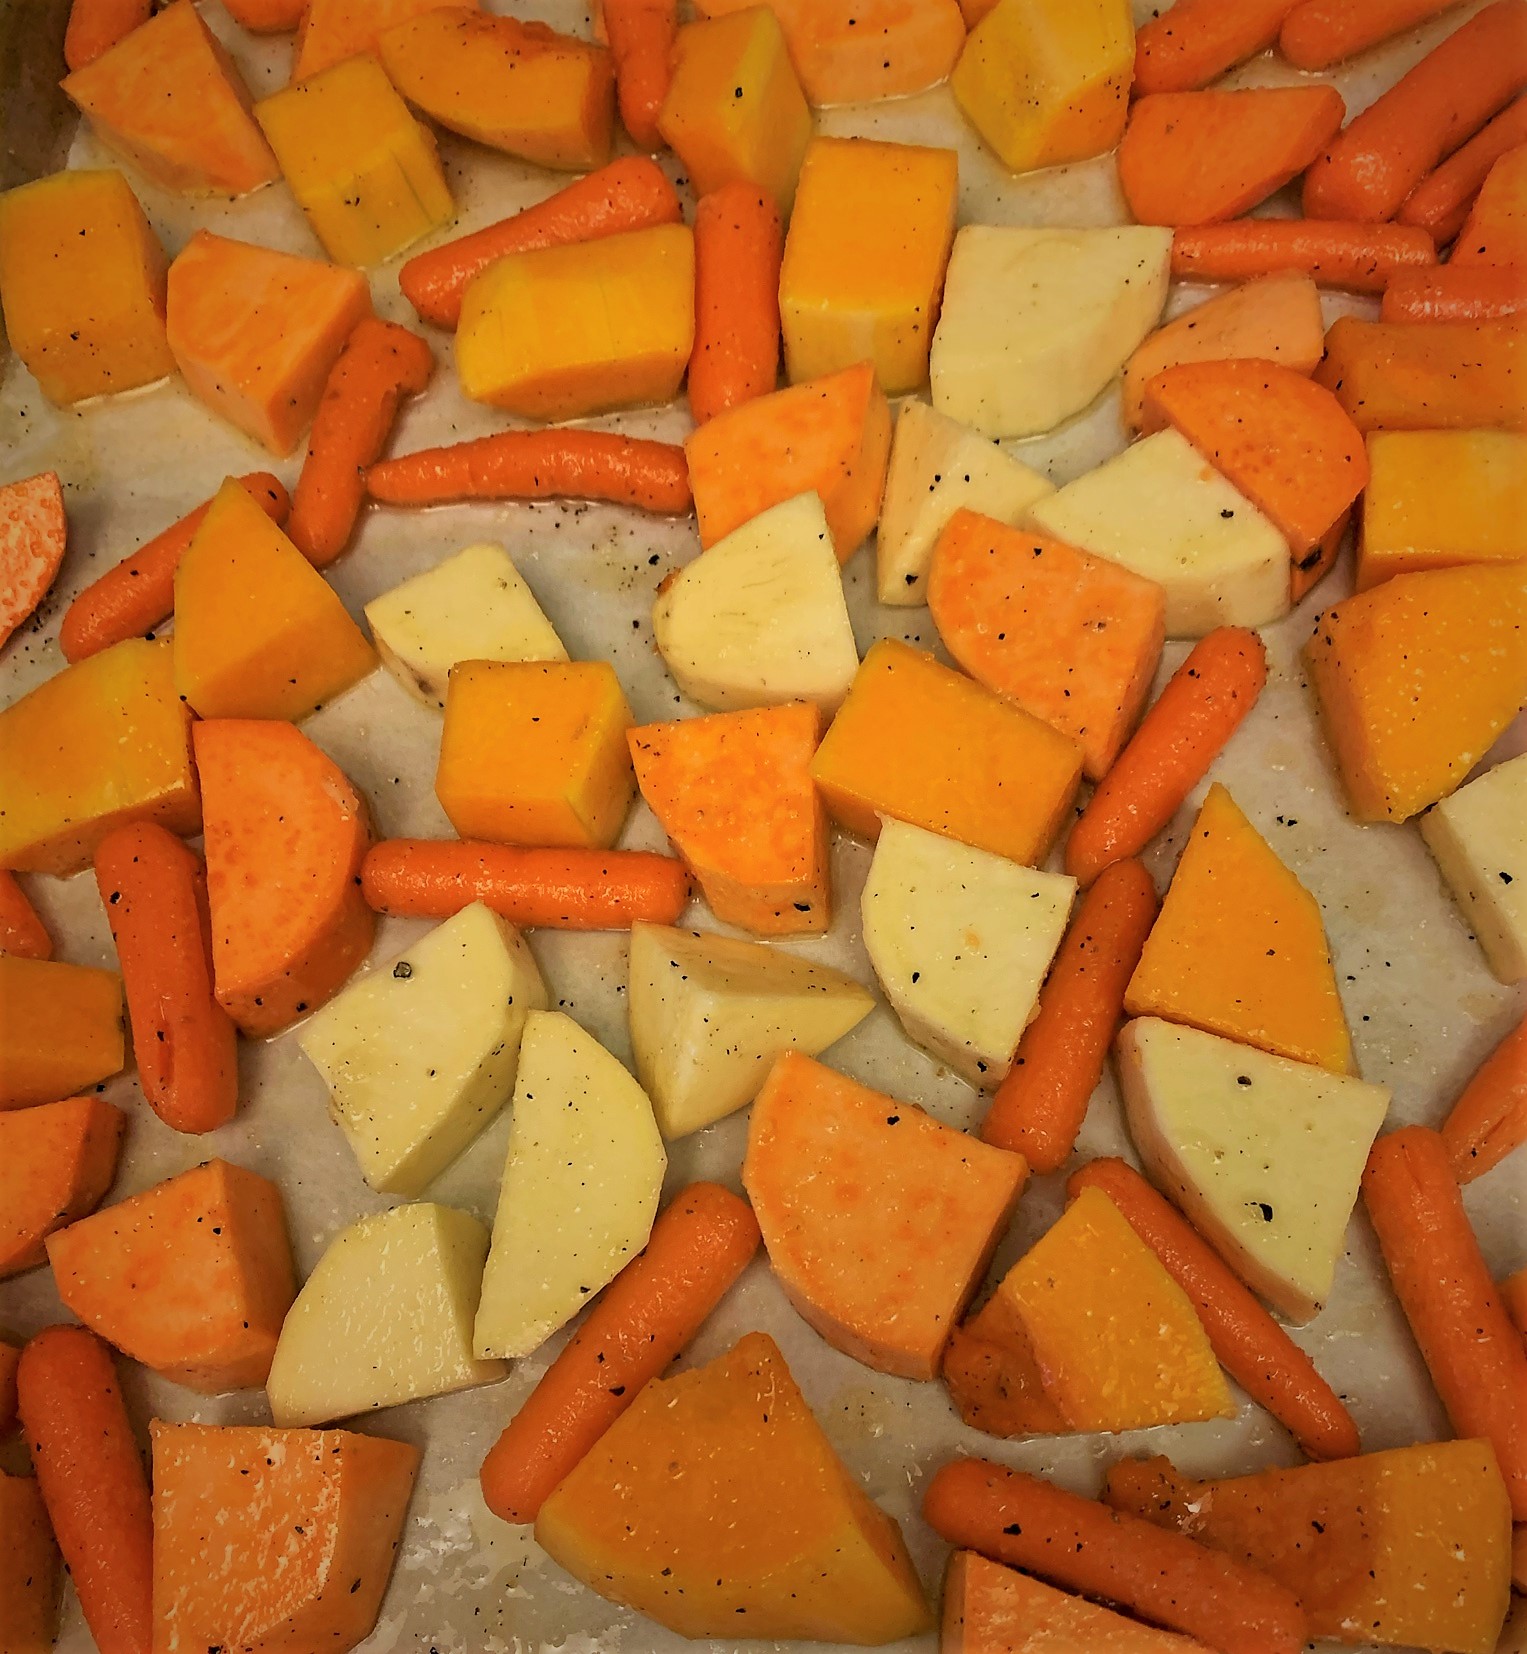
435,660,634,850
151,1420,418,1652
0,960,125,1110
810,638,1083,864
0,637,198,875
742,1051,1027,1378
0,1096,124,1276
166,230,372,455
629,703,830,934
456,223,694,419
685,361,891,561
47,1159,296,1393
0,169,174,405
778,137,959,395
1304,564,1527,823
1103,1443,1514,1654
377,8,614,171
222,0,307,32
195,719,375,1036
1124,784,1353,1073
295,0,480,81
1453,144,1527,268
61,1,279,196
1315,317,1527,433
0,1473,60,1654
536,1331,931,1640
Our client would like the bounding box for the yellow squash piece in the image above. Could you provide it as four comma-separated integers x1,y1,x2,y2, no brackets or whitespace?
536,1331,932,1642
1125,784,1353,1074
0,958,125,1110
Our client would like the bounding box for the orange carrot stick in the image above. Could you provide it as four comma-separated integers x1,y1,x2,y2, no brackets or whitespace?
286,318,434,568
58,472,289,663
0,470,66,652
1303,0,1527,223
366,429,693,514
64,0,151,70
1172,220,1438,291
1399,95,1527,243
93,821,237,1136
923,1459,1310,1654
689,181,783,424
1381,262,1527,320
0,871,51,960
981,858,1159,1171
481,1181,760,1524
1362,1125,1527,1521
1133,0,1299,96
1503,1265,1527,1343
1068,1158,1362,1460
1440,1012,1527,1183
602,0,676,151
360,840,691,930
1064,628,1269,888
1280,0,1467,70
16,1325,153,1654
398,157,683,329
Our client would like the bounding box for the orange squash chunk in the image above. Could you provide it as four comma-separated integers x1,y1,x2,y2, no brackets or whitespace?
536,1331,932,1641
1314,317,1527,433
1125,784,1353,1074
0,1096,124,1277
295,0,480,80
47,1159,296,1394
742,1051,1027,1379
1304,563,1527,823
0,958,125,1109
628,703,830,935
0,1473,61,1654
1452,144,1527,268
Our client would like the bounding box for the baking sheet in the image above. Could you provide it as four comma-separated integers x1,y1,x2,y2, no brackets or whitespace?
1,3,1524,1650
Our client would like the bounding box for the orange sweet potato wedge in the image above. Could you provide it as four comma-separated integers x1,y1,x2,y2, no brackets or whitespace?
0,472,65,654
1452,143,1527,267
0,1472,61,1652
0,870,51,961
1315,317,1527,432
0,1096,124,1279
0,1337,16,1433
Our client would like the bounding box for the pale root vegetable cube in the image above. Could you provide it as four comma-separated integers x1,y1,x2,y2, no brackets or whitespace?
0,959,124,1110
1117,1018,1390,1322
456,223,694,420
298,902,548,1197
931,224,1171,438
0,1096,124,1276
627,921,873,1138
1420,754,1527,984
295,0,480,81
474,1011,666,1359
266,1203,505,1427
0,1473,60,1654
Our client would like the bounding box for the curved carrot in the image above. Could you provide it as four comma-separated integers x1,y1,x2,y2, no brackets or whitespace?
1064,628,1268,888
0,470,66,652
93,821,237,1135
1381,262,1527,320
481,1181,760,1524
981,858,1159,1171
1172,220,1438,291
1503,1266,1527,1343
286,318,434,568
64,0,151,70
16,1326,153,1654
361,840,691,930
58,472,289,663
399,157,683,329
689,182,783,424
0,870,51,960
923,1459,1309,1654
1440,1012,1527,1183
603,0,676,151
1399,96,1527,243
1133,0,1298,96
1362,1125,1527,1521
1280,0,1468,70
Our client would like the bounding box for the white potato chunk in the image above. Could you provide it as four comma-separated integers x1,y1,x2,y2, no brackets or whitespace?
1420,752,1527,984
474,1011,666,1359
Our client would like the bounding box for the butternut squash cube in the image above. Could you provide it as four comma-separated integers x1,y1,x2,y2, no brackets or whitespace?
296,0,480,81
456,223,694,420
166,230,372,455
0,169,174,405
0,1096,124,1276
0,960,124,1111
0,1473,60,1654
173,478,376,722
779,136,958,395
0,637,199,875
436,660,635,850
255,54,453,268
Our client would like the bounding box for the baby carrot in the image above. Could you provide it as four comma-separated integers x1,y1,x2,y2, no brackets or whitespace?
1362,1125,1527,1520
923,1458,1309,1654
602,0,676,151
0,871,51,960
1133,0,1298,96
286,318,434,568
1399,95,1527,243
1381,262,1527,320
361,840,691,930
1172,220,1438,291
64,0,151,70
1440,1012,1527,1183
1280,0,1468,70
1503,1266,1527,1343
93,821,237,1135
1064,628,1269,888
17,1325,153,1654
481,1181,760,1524
689,182,783,424
980,858,1159,1171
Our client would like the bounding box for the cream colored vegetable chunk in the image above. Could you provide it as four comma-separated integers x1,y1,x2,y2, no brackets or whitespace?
1419,752,1527,984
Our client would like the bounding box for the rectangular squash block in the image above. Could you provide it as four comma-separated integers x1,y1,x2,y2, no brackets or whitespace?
0,958,125,1110
809,638,1083,864
456,223,694,420
1315,317,1527,433
0,169,175,405
780,137,959,396
0,637,199,875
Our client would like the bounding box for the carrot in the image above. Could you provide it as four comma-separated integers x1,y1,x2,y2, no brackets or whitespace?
481,1181,760,1524
0,871,51,960
602,0,675,151
689,181,784,424
1362,1125,1527,1521
1172,220,1438,291
366,429,693,514
1440,1011,1527,1183
0,470,66,652
922,1459,1309,1654
980,859,1159,1171
1399,95,1527,243
16,1325,153,1654
1381,262,1527,320
1063,628,1269,888
1133,0,1299,96
360,839,691,929
93,821,237,1135
1303,0,1527,223
1451,142,1527,264
1280,0,1468,70
1503,1265,1527,1343
398,156,682,329
286,318,434,567
1315,315,1527,429
58,471,289,663
64,0,152,70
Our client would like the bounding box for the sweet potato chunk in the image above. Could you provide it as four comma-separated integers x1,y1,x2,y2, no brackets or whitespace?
0,1097,124,1277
